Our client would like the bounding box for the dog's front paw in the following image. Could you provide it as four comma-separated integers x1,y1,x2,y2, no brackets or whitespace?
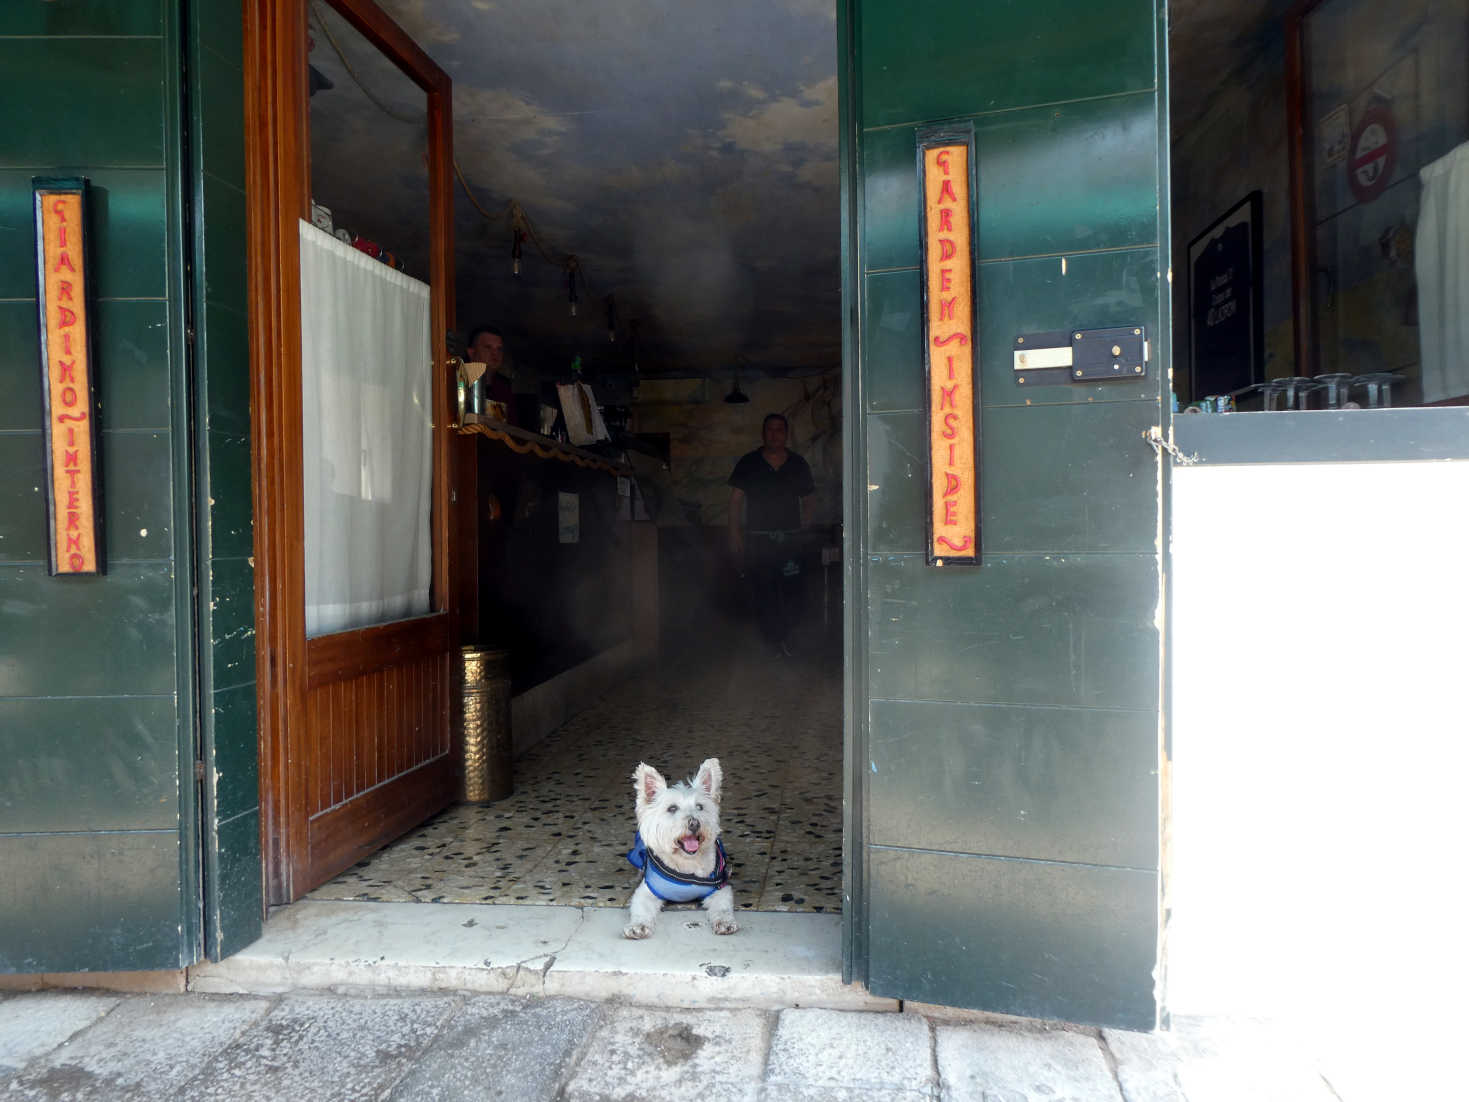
712,916,739,935
623,922,653,939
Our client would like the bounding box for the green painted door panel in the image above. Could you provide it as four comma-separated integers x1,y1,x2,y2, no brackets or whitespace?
844,0,1167,1026
867,552,1159,710
868,847,1158,1030
0,833,187,973
859,0,1156,127
864,95,1160,270
868,699,1158,868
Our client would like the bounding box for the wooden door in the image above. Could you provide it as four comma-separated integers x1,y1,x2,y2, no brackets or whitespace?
245,0,458,902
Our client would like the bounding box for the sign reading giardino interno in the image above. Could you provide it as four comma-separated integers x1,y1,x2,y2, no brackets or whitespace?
34,178,103,575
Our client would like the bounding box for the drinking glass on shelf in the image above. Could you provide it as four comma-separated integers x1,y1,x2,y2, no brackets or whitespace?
1353,372,1404,408
1314,373,1355,409
1277,377,1321,410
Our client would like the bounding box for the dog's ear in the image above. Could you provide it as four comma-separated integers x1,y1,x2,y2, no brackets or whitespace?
694,757,722,802
632,762,666,808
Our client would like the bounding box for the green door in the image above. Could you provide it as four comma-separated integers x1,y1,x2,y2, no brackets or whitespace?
841,0,1169,1029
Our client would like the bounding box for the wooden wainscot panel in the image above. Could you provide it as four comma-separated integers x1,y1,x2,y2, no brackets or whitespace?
918,131,980,566
34,179,103,576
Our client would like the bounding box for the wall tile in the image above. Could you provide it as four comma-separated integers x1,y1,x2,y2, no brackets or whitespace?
868,698,1158,867
0,299,169,439
863,94,1158,271
197,46,245,189
195,1,243,68
0,429,173,564
206,431,254,559
867,551,1159,710
0,563,176,697
862,269,924,412
0,40,165,167
208,808,263,960
199,301,250,437
981,401,1159,554
0,0,162,36
0,696,179,833
0,169,168,301
860,0,1157,128
868,846,1157,1030
208,555,257,692
980,247,1162,406
866,411,925,554
863,124,919,272
0,830,184,973
199,172,247,307
210,682,259,824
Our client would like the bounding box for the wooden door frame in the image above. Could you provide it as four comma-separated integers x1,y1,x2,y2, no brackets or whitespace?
244,0,456,902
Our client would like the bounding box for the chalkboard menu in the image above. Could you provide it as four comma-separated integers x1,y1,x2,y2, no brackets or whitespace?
1187,191,1263,400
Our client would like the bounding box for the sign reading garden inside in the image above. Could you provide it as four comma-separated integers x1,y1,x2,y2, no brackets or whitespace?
34,178,102,575
918,131,978,565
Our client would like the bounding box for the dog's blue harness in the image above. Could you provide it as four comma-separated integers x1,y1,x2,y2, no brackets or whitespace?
626,832,731,903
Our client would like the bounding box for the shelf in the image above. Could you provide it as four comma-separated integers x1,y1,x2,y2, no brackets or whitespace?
455,414,631,476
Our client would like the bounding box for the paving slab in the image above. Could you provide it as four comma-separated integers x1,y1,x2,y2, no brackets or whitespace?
0,992,119,1074
1104,1017,1337,1102
176,993,460,1101
386,995,605,1101
765,1007,934,1095
563,1005,771,1102
4,994,272,1102
936,1021,1120,1102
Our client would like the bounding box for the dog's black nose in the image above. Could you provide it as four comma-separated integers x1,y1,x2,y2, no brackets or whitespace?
687,817,700,835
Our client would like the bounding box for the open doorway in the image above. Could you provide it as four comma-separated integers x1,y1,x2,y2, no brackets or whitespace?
285,1,845,917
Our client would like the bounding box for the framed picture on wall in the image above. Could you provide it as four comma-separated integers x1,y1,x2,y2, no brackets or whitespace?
1187,190,1264,401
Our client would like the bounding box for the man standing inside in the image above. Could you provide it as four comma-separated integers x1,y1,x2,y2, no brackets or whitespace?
728,412,816,656
466,324,515,424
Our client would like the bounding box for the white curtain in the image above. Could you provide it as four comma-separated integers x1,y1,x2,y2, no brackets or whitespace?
299,220,432,638
1416,140,1469,405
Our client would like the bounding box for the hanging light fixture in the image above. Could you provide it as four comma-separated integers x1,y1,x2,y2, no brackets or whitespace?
566,256,579,317
511,227,524,275
605,294,617,342
724,372,750,404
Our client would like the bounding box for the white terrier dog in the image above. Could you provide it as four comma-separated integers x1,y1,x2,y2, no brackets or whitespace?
623,757,738,939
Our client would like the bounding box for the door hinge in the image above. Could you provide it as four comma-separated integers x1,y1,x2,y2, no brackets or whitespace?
194,759,206,783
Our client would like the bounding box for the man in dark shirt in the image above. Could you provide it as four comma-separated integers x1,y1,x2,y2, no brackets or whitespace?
728,412,816,656
467,324,516,425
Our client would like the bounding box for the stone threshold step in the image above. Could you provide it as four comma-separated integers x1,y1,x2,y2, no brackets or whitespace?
188,900,896,1012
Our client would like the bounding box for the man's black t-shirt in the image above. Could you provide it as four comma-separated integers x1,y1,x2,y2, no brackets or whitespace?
728,448,815,531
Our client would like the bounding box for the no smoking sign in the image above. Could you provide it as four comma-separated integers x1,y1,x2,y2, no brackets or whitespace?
1348,102,1397,203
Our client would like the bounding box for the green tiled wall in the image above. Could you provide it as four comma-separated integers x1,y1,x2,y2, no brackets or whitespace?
847,0,1168,1029
0,0,258,972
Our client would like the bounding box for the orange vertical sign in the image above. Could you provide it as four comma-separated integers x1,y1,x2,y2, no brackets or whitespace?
35,182,102,575
920,141,978,564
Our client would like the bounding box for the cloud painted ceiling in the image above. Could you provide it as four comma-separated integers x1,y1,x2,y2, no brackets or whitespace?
307,0,839,380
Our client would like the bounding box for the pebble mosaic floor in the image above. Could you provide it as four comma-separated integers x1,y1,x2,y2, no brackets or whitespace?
310,640,844,913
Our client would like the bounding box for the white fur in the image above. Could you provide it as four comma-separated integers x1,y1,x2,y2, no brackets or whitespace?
623,757,738,938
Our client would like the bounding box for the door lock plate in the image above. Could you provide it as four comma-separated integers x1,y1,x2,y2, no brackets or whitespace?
1013,326,1148,385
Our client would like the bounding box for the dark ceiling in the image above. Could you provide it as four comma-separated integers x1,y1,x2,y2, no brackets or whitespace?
307,0,838,384
305,1,1292,383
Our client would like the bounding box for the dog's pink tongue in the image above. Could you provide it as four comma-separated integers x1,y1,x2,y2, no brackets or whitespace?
680,836,701,854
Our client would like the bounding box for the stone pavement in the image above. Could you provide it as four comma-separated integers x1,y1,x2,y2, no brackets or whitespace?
0,988,1364,1101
